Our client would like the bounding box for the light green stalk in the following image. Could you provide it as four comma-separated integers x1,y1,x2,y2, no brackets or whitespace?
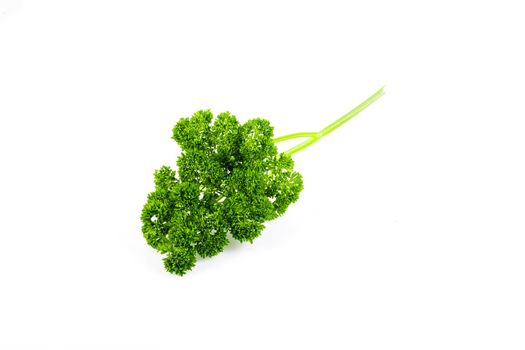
274,86,385,156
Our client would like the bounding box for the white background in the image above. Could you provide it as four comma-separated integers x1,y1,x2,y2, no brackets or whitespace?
1,1,524,349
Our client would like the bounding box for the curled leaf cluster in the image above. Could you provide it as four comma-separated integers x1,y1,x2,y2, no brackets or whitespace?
141,110,303,275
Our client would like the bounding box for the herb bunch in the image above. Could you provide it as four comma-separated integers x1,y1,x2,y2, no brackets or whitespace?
141,87,384,275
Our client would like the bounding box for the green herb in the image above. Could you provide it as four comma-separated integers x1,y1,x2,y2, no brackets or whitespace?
141,87,384,275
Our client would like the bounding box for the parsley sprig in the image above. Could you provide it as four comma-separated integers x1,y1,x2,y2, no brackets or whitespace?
141,87,384,275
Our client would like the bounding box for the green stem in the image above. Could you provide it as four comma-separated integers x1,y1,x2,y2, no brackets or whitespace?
274,86,385,156
273,132,319,143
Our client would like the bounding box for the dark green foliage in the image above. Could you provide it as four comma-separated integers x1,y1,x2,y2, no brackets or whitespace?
141,110,303,275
